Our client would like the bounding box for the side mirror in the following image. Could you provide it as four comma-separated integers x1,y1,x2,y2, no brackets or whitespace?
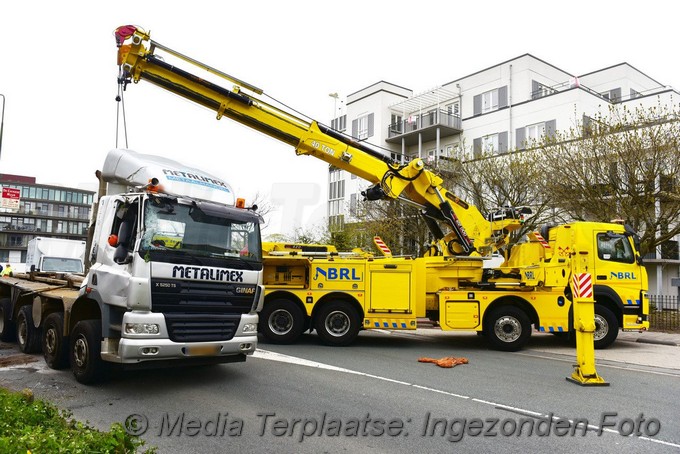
113,221,133,264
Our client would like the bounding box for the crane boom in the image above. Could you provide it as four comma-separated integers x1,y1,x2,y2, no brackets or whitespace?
114,25,524,255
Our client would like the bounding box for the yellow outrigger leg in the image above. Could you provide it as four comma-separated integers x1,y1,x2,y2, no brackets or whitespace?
567,271,609,386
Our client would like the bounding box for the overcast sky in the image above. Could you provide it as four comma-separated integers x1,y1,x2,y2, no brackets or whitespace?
1,1,679,237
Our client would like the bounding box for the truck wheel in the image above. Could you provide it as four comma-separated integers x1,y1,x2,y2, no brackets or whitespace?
17,305,42,353
42,312,69,369
259,298,305,344
594,305,618,349
485,306,531,352
70,320,105,384
0,298,16,342
314,300,360,346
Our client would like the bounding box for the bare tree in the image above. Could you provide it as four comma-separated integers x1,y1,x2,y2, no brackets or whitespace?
538,103,680,255
336,198,431,256
439,149,567,248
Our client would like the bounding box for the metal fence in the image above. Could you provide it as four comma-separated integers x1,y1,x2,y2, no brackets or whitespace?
648,295,680,332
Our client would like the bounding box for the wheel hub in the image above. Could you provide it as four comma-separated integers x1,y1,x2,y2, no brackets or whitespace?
594,314,608,341
269,309,293,335
325,311,350,337
17,318,27,346
494,316,521,343
45,328,57,354
74,337,88,367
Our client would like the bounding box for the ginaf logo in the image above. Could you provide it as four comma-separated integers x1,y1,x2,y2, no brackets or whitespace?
314,266,363,281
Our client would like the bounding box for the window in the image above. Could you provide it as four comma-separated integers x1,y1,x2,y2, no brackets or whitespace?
601,88,621,103
597,233,634,264
474,87,507,116
350,193,357,217
446,102,459,117
331,114,346,132
481,89,499,113
482,134,499,153
351,114,374,139
328,169,345,217
357,115,369,140
424,149,434,163
661,240,679,260
390,113,403,135
474,132,507,157
517,120,555,149
526,122,546,142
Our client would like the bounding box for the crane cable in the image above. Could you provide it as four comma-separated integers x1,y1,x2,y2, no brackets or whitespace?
115,68,129,149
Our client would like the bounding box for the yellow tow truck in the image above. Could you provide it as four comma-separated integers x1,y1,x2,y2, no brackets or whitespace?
114,25,649,353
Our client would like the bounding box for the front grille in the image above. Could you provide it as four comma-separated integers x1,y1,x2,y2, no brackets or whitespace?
151,279,256,314
164,313,240,342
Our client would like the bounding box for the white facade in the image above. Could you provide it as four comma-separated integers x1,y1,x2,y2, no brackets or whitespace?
327,54,680,295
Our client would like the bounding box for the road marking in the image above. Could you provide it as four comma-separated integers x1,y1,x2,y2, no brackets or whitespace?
254,349,680,449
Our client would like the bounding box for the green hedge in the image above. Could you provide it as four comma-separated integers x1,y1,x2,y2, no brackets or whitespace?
0,388,155,453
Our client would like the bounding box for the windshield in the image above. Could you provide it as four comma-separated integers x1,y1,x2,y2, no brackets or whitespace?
597,233,635,264
42,257,84,273
140,196,262,268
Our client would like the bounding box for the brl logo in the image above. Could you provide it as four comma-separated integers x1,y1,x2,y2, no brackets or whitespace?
314,267,363,281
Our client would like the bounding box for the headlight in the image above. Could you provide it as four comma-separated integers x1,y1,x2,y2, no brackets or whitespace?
125,323,160,335
242,323,258,333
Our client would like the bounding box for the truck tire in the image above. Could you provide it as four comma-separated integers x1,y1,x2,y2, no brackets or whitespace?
593,305,618,349
42,312,69,369
314,300,360,346
70,320,105,384
485,306,531,352
17,305,42,353
259,298,305,344
0,298,16,342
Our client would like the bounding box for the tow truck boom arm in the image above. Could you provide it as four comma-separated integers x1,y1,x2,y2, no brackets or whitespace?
114,25,523,255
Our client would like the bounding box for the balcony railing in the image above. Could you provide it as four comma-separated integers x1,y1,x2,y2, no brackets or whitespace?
386,109,462,145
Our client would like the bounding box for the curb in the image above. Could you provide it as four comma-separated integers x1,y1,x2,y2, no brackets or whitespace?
635,338,680,347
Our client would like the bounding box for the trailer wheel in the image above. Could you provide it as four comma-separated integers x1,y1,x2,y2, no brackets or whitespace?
594,305,618,349
42,312,69,369
17,305,42,353
314,300,360,346
0,298,16,342
485,306,531,352
70,320,105,384
259,298,305,344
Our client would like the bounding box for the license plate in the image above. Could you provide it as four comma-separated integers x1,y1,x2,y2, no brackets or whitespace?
186,345,220,356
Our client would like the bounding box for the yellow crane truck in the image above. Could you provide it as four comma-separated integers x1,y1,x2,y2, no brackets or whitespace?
114,25,649,352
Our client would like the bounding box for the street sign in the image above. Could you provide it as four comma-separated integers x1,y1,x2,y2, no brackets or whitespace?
1,186,20,210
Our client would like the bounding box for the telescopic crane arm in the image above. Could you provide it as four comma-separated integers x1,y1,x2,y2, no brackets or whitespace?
114,25,524,256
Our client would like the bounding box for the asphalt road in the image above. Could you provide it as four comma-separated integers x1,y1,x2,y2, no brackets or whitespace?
1,330,679,453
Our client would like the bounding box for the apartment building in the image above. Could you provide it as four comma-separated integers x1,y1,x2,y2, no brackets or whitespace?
327,54,679,294
0,173,95,268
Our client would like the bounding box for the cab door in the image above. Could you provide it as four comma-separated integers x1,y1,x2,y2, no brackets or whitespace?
593,231,646,326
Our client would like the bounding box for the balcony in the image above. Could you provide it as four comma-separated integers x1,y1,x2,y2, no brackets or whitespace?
386,109,462,146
